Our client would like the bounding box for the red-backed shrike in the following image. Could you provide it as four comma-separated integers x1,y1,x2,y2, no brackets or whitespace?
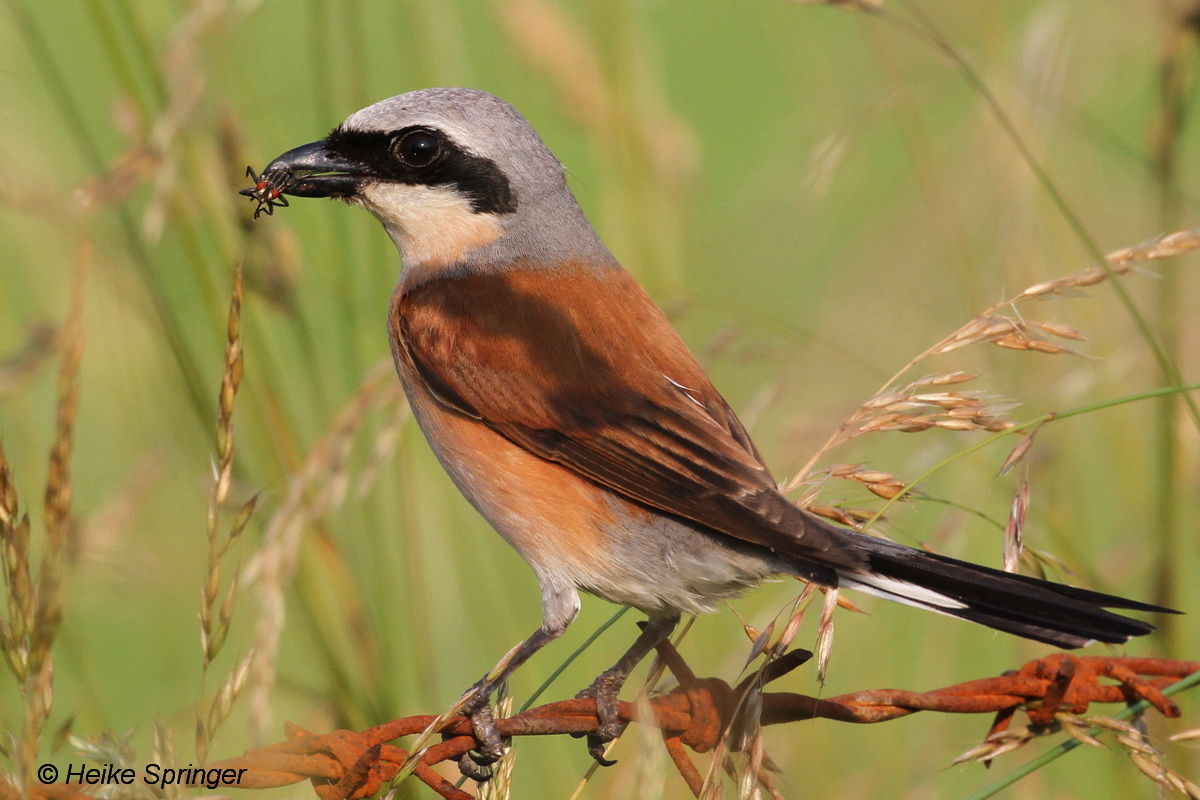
244,88,1169,778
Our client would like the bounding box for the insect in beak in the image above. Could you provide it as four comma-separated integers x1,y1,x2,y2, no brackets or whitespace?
240,165,291,219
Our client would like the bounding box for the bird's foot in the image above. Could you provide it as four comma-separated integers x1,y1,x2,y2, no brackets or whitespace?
456,688,507,782
575,670,626,765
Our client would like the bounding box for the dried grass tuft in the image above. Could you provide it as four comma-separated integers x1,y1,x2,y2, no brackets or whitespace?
1110,723,1200,798
196,266,257,763
787,226,1200,495
954,712,1200,797
0,240,88,787
1017,228,1200,299
775,224,1200,763
703,588,825,798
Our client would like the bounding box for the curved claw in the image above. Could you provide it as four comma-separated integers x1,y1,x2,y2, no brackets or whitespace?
586,737,618,766
576,672,626,766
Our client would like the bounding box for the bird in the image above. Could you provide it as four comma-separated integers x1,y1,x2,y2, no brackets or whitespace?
243,87,1172,779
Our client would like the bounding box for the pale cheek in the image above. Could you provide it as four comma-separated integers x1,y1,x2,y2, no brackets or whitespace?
358,183,502,267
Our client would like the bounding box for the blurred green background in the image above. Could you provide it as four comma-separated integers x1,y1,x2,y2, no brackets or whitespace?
1,0,1198,797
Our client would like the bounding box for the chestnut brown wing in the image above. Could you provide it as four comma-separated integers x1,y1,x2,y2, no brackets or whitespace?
393,263,863,573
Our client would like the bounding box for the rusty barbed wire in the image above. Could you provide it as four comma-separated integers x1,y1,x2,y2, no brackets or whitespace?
192,648,1200,799
7,649,1196,800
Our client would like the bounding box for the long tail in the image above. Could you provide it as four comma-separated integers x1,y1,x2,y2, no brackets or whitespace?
829,529,1173,648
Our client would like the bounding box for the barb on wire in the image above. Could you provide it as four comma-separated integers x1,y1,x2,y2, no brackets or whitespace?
11,650,1196,800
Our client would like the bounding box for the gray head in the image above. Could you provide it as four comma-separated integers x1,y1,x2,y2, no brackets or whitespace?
256,88,615,271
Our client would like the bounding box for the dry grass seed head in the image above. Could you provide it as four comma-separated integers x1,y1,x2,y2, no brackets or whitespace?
2,240,90,783
201,267,246,663
196,268,256,768
1104,724,1200,797
998,426,1040,475
790,226,1200,491
1003,481,1029,574
0,444,34,683
814,587,837,682
745,620,775,667
1169,726,1200,743
1083,715,1141,734
1015,227,1200,301
1055,713,1104,748
952,726,1037,765
805,503,877,528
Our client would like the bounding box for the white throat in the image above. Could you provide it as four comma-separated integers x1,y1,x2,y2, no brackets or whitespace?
355,182,503,268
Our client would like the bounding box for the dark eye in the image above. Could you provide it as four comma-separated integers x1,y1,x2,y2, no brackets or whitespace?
393,129,441,167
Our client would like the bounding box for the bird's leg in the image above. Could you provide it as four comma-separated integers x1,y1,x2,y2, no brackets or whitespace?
576,613,680,764
457,585,578,781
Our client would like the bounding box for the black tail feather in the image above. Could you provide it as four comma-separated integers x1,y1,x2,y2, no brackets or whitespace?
831,529,1175,649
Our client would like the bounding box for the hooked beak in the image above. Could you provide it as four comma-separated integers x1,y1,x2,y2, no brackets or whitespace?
253,140,368,198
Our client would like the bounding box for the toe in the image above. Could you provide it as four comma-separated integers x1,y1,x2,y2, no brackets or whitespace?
456,699,507,781
458,752,494,782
